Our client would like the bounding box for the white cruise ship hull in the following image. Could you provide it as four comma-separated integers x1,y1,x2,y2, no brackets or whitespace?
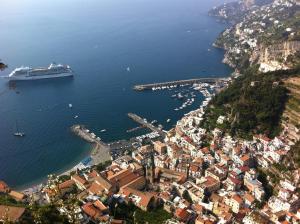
8,72,73,81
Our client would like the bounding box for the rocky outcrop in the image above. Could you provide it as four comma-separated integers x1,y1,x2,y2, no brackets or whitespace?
250,41,300,72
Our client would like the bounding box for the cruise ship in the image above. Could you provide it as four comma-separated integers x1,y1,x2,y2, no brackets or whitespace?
6,63,74,81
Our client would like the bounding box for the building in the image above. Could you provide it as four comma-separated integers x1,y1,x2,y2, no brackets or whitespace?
120,187,159,211
243,211,272,224
153,141,167,155
230,194,243,214
72,175,89,190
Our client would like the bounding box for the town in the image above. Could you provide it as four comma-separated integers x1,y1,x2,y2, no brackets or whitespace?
0,76,299,223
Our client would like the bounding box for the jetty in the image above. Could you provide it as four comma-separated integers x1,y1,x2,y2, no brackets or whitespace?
133,77,225,91
71,125,111,165
127,113,166,137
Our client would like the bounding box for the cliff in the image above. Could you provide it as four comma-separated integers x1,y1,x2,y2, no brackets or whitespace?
250,41,300,72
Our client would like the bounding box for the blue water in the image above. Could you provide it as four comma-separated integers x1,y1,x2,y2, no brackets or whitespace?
0,0,231,189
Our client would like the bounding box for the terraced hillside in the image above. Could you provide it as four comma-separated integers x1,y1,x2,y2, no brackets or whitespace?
282,76,300,144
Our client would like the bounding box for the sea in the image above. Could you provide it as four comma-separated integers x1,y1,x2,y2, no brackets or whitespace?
0,0,232,189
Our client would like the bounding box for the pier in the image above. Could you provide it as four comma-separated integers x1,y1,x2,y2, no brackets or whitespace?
133,77,226,91
127,113,166,137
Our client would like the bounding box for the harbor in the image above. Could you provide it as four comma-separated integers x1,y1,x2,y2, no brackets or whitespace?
133,77,226,91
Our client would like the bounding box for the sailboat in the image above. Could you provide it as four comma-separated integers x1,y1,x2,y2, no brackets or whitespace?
14,121,25,137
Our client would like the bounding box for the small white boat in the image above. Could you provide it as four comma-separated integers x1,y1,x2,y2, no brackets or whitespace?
13,121,25,137
74,115,79,119
100,129,106,133
68,103,73,108
151,120,158,124
126,67,131,72
14,132,25,137
166,119,171,123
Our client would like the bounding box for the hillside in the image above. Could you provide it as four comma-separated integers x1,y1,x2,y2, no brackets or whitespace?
201,67,300,139
202,0,300,142
214,0,300,71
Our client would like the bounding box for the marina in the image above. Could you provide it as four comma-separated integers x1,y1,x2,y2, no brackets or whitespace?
133,77,226,91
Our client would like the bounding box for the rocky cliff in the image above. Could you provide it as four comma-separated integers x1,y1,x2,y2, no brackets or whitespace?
250,41,300,72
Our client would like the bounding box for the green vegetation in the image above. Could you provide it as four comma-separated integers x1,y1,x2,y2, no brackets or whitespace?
182,190,193,204
202,67,300,138
134,207,172,224
94,160,112,172
113,202,172,224
257,169,274,201
281,141,300,171
0,194,24,207
26,204,70,224
58,175,71,182
290,141,300,167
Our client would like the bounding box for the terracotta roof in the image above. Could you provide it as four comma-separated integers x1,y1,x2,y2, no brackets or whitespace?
94,175,112,191
228,176,241,185
159,191,171,201
194,204,203,214
58,179,75,190
153,141,166,147
93,200,108,212
201,147,210,154
72,175,87,185
106,170,115,178
0,205,25,222
190,164,200,172
108,169,140,188
241,154,250,162
88,182,105,195
88,170,100,179
239,166,250,172
232,195,243,204
244,193,255,203
82,202,102,221
8,191,25,201
111,219,125,224
204,176,219,187
121,187,154,209
139,193,153,208
175,208,190,221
